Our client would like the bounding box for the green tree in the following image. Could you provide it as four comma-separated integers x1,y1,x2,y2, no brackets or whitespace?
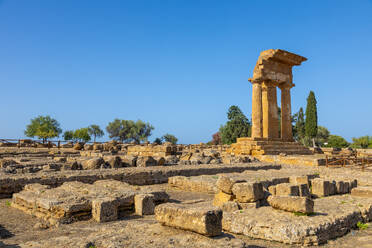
220,105,251,144
73,128,91,142
351,136,372,149
88,124,104,142
63,130,74,141
162,133,178,144
305,91,318,146
315,126,330,147
153,138,163,145
132,120,154,143
24,115,62,143
106,119,154,143
326,135,349,148
293,107,305,143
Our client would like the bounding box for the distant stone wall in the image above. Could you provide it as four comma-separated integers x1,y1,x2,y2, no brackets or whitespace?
126,144,177,157
356,149,372,156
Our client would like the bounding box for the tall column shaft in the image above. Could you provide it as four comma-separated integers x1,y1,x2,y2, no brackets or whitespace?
251,82,262,138
262,81,279,139
280,86,293,141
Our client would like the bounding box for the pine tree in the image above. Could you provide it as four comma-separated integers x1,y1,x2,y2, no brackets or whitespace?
305,91,318,146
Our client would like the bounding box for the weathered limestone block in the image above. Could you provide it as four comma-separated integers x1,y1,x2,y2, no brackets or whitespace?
350,179,358,189
216,176,243,194
168,176,217,194
274,183,300,196
92,197,119,223
73,142,84,150
93,143,103,151
81,157,105,170
119,155,137,167
311,179,331,197
136,156,157,167
329,181,337,195
24,183,50,194
180,153,192,161
334,181,345,194
238,202,260,210
213,191,234,207
289,175,309,185
84,144,93,151
142,191,169,204
267,195,314,214
135,194,155,216
344,181,350,193
351,187,372,198
231,182,264,203
155,203,222,236
164,155,179,165
299,184,310,197
221,201,240,212
105,156,122,168
154,157,166,166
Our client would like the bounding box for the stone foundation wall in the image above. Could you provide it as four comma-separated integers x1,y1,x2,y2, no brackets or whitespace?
0,163,279,198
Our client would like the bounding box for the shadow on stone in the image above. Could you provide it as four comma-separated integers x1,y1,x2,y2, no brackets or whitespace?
118,215,143,221
0,224,14,239
211,233,267,248
0,241,20,248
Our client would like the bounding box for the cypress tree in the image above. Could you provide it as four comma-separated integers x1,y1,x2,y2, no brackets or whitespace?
305,91,318,146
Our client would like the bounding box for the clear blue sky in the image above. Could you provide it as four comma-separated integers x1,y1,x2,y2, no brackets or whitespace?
1,0,371,144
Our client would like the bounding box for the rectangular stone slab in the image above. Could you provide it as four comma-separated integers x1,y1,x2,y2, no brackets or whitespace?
268,195,314,214
351,186,372,198
155,202,222,236
231,182,264,203
223,195,372,245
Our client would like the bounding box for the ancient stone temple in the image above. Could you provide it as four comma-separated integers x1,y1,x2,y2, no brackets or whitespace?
229,49,312,155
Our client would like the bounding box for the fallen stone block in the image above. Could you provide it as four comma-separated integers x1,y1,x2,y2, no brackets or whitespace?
351,187,372,198
350,179,358,189
155,203,222,236
335,181,346,194
274,183,300,196
105,156,122,168
299,184,310,197
232,182,264,203
289,176,309,185
329,181,337,195
216,176,244,194
222,195,372,245
238,201,260,210
92,197,119,223
268,195,314,214
221,201,240,212
135,194,155,216
136,156,157,167
311,179,331,197
213,191,234,207
81,157,105,170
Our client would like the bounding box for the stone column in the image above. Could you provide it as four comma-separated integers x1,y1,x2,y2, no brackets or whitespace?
280,84,293,141
262,81,279,139
251,81,262,139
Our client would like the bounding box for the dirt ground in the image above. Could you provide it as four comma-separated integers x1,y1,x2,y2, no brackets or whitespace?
1,184,371,248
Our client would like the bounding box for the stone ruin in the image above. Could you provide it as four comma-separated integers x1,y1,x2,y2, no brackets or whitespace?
12,179,169,225
2,49,372,248
229,49,312,156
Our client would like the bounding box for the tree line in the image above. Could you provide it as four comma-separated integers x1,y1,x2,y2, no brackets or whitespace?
210,91,371,149
24,116,178,144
